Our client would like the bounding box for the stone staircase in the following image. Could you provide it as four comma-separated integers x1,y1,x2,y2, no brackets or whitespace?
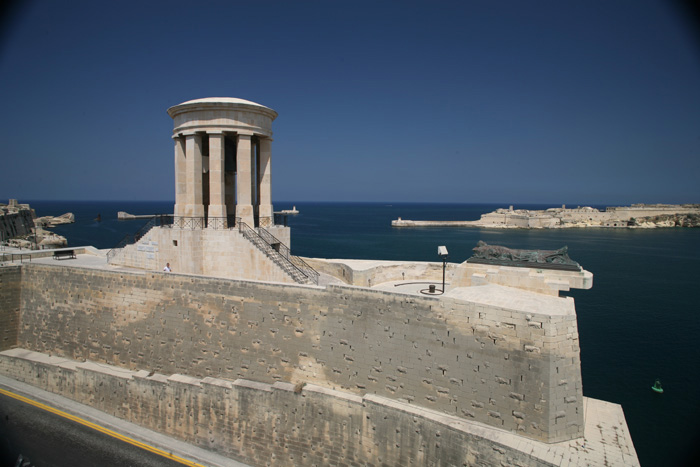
237,221,319,285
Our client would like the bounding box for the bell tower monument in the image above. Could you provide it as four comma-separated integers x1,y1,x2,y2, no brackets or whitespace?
167,97,278,228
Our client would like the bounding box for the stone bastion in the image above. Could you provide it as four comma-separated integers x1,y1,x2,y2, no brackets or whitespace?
0,259,637,466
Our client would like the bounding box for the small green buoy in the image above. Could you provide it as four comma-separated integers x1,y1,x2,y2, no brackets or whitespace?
652,379,663,394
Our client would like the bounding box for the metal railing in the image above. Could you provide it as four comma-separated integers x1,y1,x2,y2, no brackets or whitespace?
257,225,319,285
258,216,274,228
0,253,32,264
158,215,239,230
237,218,319,285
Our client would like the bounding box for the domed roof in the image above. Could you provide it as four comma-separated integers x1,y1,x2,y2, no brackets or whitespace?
167,97,277,119
178,97,266,107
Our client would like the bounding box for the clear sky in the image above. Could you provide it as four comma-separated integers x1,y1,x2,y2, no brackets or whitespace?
1,0,699,205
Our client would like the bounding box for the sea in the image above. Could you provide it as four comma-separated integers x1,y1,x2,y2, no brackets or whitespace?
16,200,700,466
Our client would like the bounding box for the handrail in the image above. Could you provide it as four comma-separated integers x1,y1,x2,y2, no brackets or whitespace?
0,253,32,264
258,216,274,228
237,218,319,285
256,225,320,285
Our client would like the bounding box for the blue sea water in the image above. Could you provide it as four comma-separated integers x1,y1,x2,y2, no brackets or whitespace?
18,200,700,466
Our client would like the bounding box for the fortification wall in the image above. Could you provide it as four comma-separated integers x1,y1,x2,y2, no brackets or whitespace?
0,266,21,350
110,226,296,284
0,209,35,240
13,263,583,442
0,349,560,466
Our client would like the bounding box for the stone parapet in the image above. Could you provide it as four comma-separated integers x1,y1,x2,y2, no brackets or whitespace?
451,262,593,296
303,257,457,287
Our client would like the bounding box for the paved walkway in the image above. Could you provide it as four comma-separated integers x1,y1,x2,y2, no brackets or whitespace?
372,279,448,296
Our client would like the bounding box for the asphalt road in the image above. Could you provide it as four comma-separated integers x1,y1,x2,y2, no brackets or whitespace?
0,391,188,467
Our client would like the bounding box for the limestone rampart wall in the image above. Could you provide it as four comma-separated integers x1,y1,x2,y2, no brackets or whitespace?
0,349,558,466
0,266,21,350
10,263,583,442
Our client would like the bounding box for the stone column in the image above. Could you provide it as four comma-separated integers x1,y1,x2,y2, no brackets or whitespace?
224,134,236,219
258,137,273,225
173,136,186,217
208,132,226,226
185,133,204,218
235,134,254,226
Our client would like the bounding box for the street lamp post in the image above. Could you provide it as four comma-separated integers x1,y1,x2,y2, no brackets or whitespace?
438,246,448,293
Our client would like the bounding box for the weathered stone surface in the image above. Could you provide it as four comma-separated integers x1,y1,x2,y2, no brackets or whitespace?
0,349,569,467
0,348,640,466
5,263,584,443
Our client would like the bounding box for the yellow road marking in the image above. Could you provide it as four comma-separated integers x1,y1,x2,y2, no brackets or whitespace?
0,387,206,467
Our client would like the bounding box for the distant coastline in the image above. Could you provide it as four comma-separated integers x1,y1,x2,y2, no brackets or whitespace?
392,203,700,229
0,199,73,248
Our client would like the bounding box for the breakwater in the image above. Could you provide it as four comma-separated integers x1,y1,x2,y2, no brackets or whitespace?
117,211,155,220
392,218,479,227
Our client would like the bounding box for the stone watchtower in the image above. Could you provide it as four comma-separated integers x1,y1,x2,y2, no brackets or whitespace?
167,98,278,228
108,98,318,285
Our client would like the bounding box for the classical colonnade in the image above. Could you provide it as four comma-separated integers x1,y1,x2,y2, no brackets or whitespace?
167,98,277,228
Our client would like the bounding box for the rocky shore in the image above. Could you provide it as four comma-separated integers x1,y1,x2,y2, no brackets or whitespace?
392,203,700,229
0,199,73,249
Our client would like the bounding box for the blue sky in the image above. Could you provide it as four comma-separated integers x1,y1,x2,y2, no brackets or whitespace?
1,0,698,205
